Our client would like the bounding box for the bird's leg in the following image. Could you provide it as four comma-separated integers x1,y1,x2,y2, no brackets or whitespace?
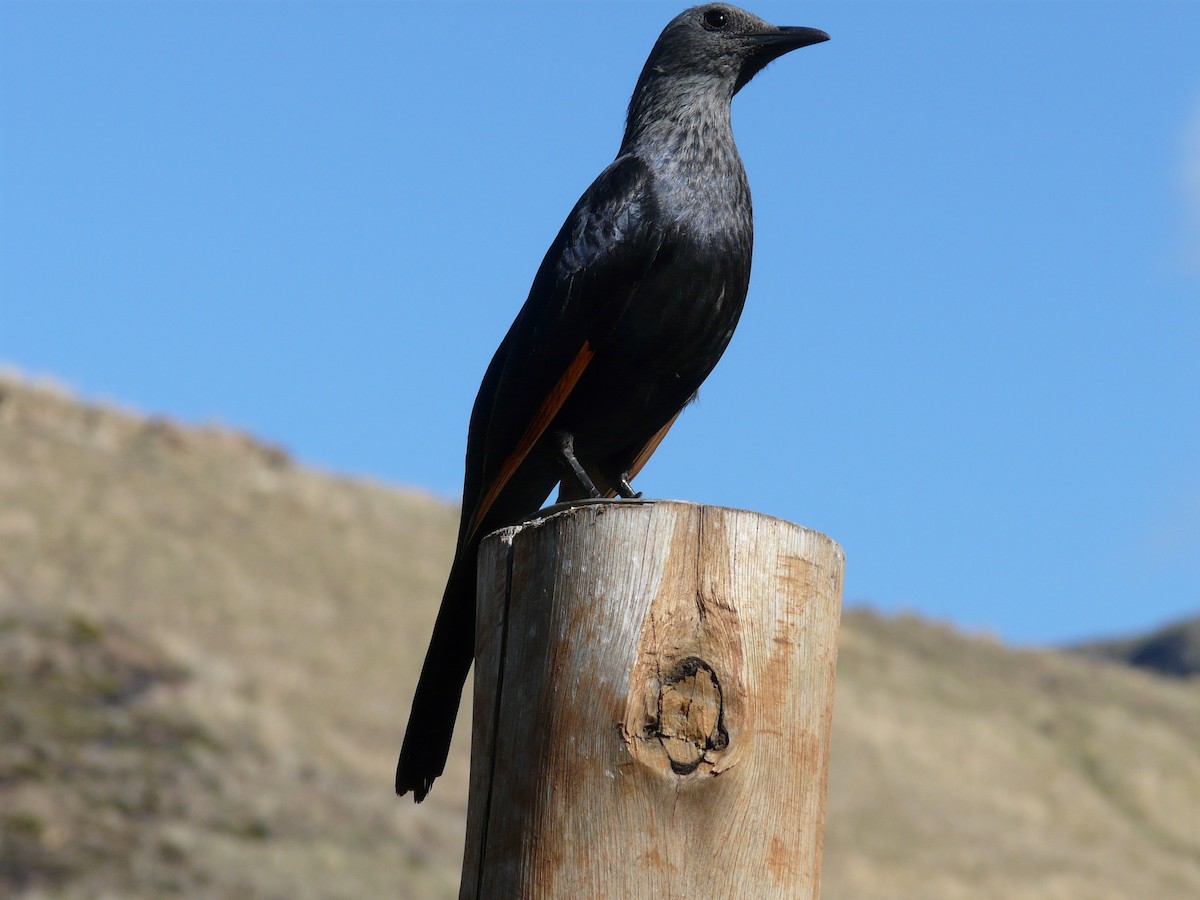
613,472,643,500
553,430,602,499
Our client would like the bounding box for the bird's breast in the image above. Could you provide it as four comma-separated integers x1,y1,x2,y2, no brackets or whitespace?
653,167,752,251
592,203,752,390
556,140,755,455
609,149,754,356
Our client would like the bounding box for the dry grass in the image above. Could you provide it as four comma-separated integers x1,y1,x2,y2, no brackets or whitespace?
826,613,1200,898
1,373,1198,898
0,375,466,897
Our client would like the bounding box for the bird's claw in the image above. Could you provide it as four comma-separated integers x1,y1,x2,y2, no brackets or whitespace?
614,474,641,500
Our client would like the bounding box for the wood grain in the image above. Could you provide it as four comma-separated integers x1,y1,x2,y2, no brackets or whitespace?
461,500,844,898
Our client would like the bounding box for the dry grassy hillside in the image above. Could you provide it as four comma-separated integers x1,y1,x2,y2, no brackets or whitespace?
2,373,1198,898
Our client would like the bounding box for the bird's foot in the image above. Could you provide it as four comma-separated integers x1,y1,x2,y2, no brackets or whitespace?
614,473,642,500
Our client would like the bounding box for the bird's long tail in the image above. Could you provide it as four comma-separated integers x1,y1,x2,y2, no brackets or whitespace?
395,552,476,801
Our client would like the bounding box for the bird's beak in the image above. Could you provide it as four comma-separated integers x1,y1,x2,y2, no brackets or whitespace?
751,26,831,55
735,26,828,94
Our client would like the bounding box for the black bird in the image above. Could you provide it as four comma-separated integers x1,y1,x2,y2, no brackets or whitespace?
397,3,828,801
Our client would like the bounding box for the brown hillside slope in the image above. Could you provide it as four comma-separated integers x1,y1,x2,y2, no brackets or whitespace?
1,374,1198,898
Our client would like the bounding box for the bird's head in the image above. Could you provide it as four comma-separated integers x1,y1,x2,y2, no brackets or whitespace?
641,4,829,97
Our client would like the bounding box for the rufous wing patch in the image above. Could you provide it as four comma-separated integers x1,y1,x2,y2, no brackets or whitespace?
467,341,595,541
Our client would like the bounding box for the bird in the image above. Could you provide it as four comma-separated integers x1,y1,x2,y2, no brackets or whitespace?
397,3,828,802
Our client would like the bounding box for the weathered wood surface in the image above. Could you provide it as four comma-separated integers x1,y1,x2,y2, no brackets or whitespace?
461,500,844,899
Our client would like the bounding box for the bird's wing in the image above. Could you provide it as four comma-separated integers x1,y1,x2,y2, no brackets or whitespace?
462,154,663,542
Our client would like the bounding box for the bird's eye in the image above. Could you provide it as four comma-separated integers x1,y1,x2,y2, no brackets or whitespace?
702,8,728,31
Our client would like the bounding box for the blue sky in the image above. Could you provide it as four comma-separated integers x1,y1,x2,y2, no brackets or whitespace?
2,1,1198,645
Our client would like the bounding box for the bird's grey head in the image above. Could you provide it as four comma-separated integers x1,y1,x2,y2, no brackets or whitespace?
624,5,828,146
636,5,827,97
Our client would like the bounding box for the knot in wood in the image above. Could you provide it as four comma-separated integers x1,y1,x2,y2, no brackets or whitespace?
649,656,729,775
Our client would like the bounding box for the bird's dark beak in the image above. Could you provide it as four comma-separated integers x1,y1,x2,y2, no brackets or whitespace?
735,26,829,94
750,26,830,58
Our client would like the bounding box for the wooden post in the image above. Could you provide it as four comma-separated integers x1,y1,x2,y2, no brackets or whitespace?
461,500,843,898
